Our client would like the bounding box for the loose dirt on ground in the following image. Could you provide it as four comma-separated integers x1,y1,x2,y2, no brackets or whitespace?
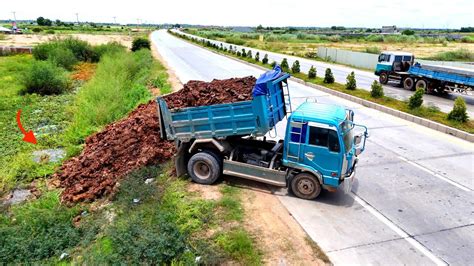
237,179,330,265
55,77,255,203
0,33,133,48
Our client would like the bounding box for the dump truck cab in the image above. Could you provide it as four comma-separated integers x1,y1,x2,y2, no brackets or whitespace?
283,103,367,193
375,51,414,84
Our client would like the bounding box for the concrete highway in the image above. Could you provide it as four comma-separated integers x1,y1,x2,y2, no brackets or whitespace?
175,30,474,118
151,30,474,265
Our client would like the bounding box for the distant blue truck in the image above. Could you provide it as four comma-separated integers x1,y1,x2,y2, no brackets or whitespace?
157,67,368,200
374,51,474,95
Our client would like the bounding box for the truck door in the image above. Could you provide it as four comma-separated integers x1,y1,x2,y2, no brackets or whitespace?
302,123,342,184
286,121,307,163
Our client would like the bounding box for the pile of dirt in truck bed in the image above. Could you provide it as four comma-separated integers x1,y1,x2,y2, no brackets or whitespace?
164,76,256,109
56,76,256,203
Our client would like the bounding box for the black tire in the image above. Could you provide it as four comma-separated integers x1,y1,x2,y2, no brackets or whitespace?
290,173,321,200
415,79,428,92
403,77,415,90
187,152,221,185
379,72,389,84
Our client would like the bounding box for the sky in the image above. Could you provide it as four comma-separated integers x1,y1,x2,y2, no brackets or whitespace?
1,0,473,29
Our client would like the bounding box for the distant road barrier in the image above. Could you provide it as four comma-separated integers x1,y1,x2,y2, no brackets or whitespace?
0,46,33,56
317,47,474,71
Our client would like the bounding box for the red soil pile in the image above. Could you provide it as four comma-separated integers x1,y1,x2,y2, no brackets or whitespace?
164,76,255,108
56,76,256,203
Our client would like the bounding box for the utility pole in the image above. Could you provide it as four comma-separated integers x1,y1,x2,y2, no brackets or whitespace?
75,13,79,24
12,11,17,34
113,16,117,25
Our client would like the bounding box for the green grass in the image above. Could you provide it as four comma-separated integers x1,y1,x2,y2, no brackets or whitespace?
65,49,154,144
173,32,473,134
216,228,262,265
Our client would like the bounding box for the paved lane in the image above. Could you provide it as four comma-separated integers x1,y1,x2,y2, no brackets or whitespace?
175,30,474,118
151,30,474,265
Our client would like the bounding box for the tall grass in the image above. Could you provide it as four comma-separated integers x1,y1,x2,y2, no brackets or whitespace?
427,48,474,61
66,49,154,143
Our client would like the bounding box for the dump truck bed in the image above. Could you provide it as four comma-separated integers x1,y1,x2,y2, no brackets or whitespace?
158,72,290,142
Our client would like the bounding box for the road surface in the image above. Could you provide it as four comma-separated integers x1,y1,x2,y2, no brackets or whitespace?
175,30,474,118
151,30,474,265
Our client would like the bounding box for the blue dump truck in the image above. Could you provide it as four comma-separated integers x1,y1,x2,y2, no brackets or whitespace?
374,51,474,95
157,67,368,199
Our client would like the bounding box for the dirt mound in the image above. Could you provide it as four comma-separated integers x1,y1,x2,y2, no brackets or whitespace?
57,102,175,203
57,76,256,203
164,76,255,109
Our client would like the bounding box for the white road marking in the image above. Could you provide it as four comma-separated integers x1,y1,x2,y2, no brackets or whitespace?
398,156,471,192
350,193,447,266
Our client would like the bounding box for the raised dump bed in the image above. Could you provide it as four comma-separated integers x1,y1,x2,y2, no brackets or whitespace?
157,70,291,142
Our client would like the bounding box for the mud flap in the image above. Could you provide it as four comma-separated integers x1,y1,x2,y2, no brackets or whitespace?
174,141,189,177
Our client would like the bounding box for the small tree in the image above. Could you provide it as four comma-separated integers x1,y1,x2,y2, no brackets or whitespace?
262,54,269,64
229,45,233,51
447,97,469,122
408,88,424,109
255,52,260,62
270,61,277,68
281,58,289,71
370,80,384,98
324,68,335,83
345,71,357,90
237,51,242,57
308,66,317,79
247,50,252,59
241,49,247,57
291,60,301,74
131,37,151,52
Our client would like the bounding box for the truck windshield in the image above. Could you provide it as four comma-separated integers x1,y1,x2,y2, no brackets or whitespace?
340,120,353,153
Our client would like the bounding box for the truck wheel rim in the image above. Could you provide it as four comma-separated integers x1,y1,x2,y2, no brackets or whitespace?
297,179,315,195
194,162,210,179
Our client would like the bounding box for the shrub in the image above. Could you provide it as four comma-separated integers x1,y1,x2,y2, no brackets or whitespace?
22,60,71,95
370,80,384,98
345,71,356,90
241,49,247,57
47,46,78,70
428,48,474,61
262,54,269,64
255,52,260,62
46,29,55,34
281,58,289,71
247,50,252,58
402,29,415,35
408,88,424,109
270,61,276,68
92,42,126,59
324,68,335,83
365,46,381,54
33,38,96,63
131,37,151,52
32,27,42,33
447,97,469,122
291,60,300,73
308,65,317,79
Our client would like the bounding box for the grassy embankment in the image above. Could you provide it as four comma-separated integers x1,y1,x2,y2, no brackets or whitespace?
0,38,259,264
171,30,474,134
184,28,474,62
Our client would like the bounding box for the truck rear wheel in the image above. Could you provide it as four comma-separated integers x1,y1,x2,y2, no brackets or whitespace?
187,152,221,185
415,79,428,92
403,77,414,90
379,72,389,84
290,173,321,200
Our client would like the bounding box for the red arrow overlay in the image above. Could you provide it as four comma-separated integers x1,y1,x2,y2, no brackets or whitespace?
16,109,37,144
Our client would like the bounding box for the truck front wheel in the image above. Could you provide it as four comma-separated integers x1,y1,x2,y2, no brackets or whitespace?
290,173,321,200
187,152,221,185
403,77,414,90
379,72,389,84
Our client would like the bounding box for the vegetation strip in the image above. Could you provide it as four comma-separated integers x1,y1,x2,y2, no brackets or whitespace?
170,30,474,139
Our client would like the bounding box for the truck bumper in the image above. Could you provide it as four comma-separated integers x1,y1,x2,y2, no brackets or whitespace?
342,168,356,193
